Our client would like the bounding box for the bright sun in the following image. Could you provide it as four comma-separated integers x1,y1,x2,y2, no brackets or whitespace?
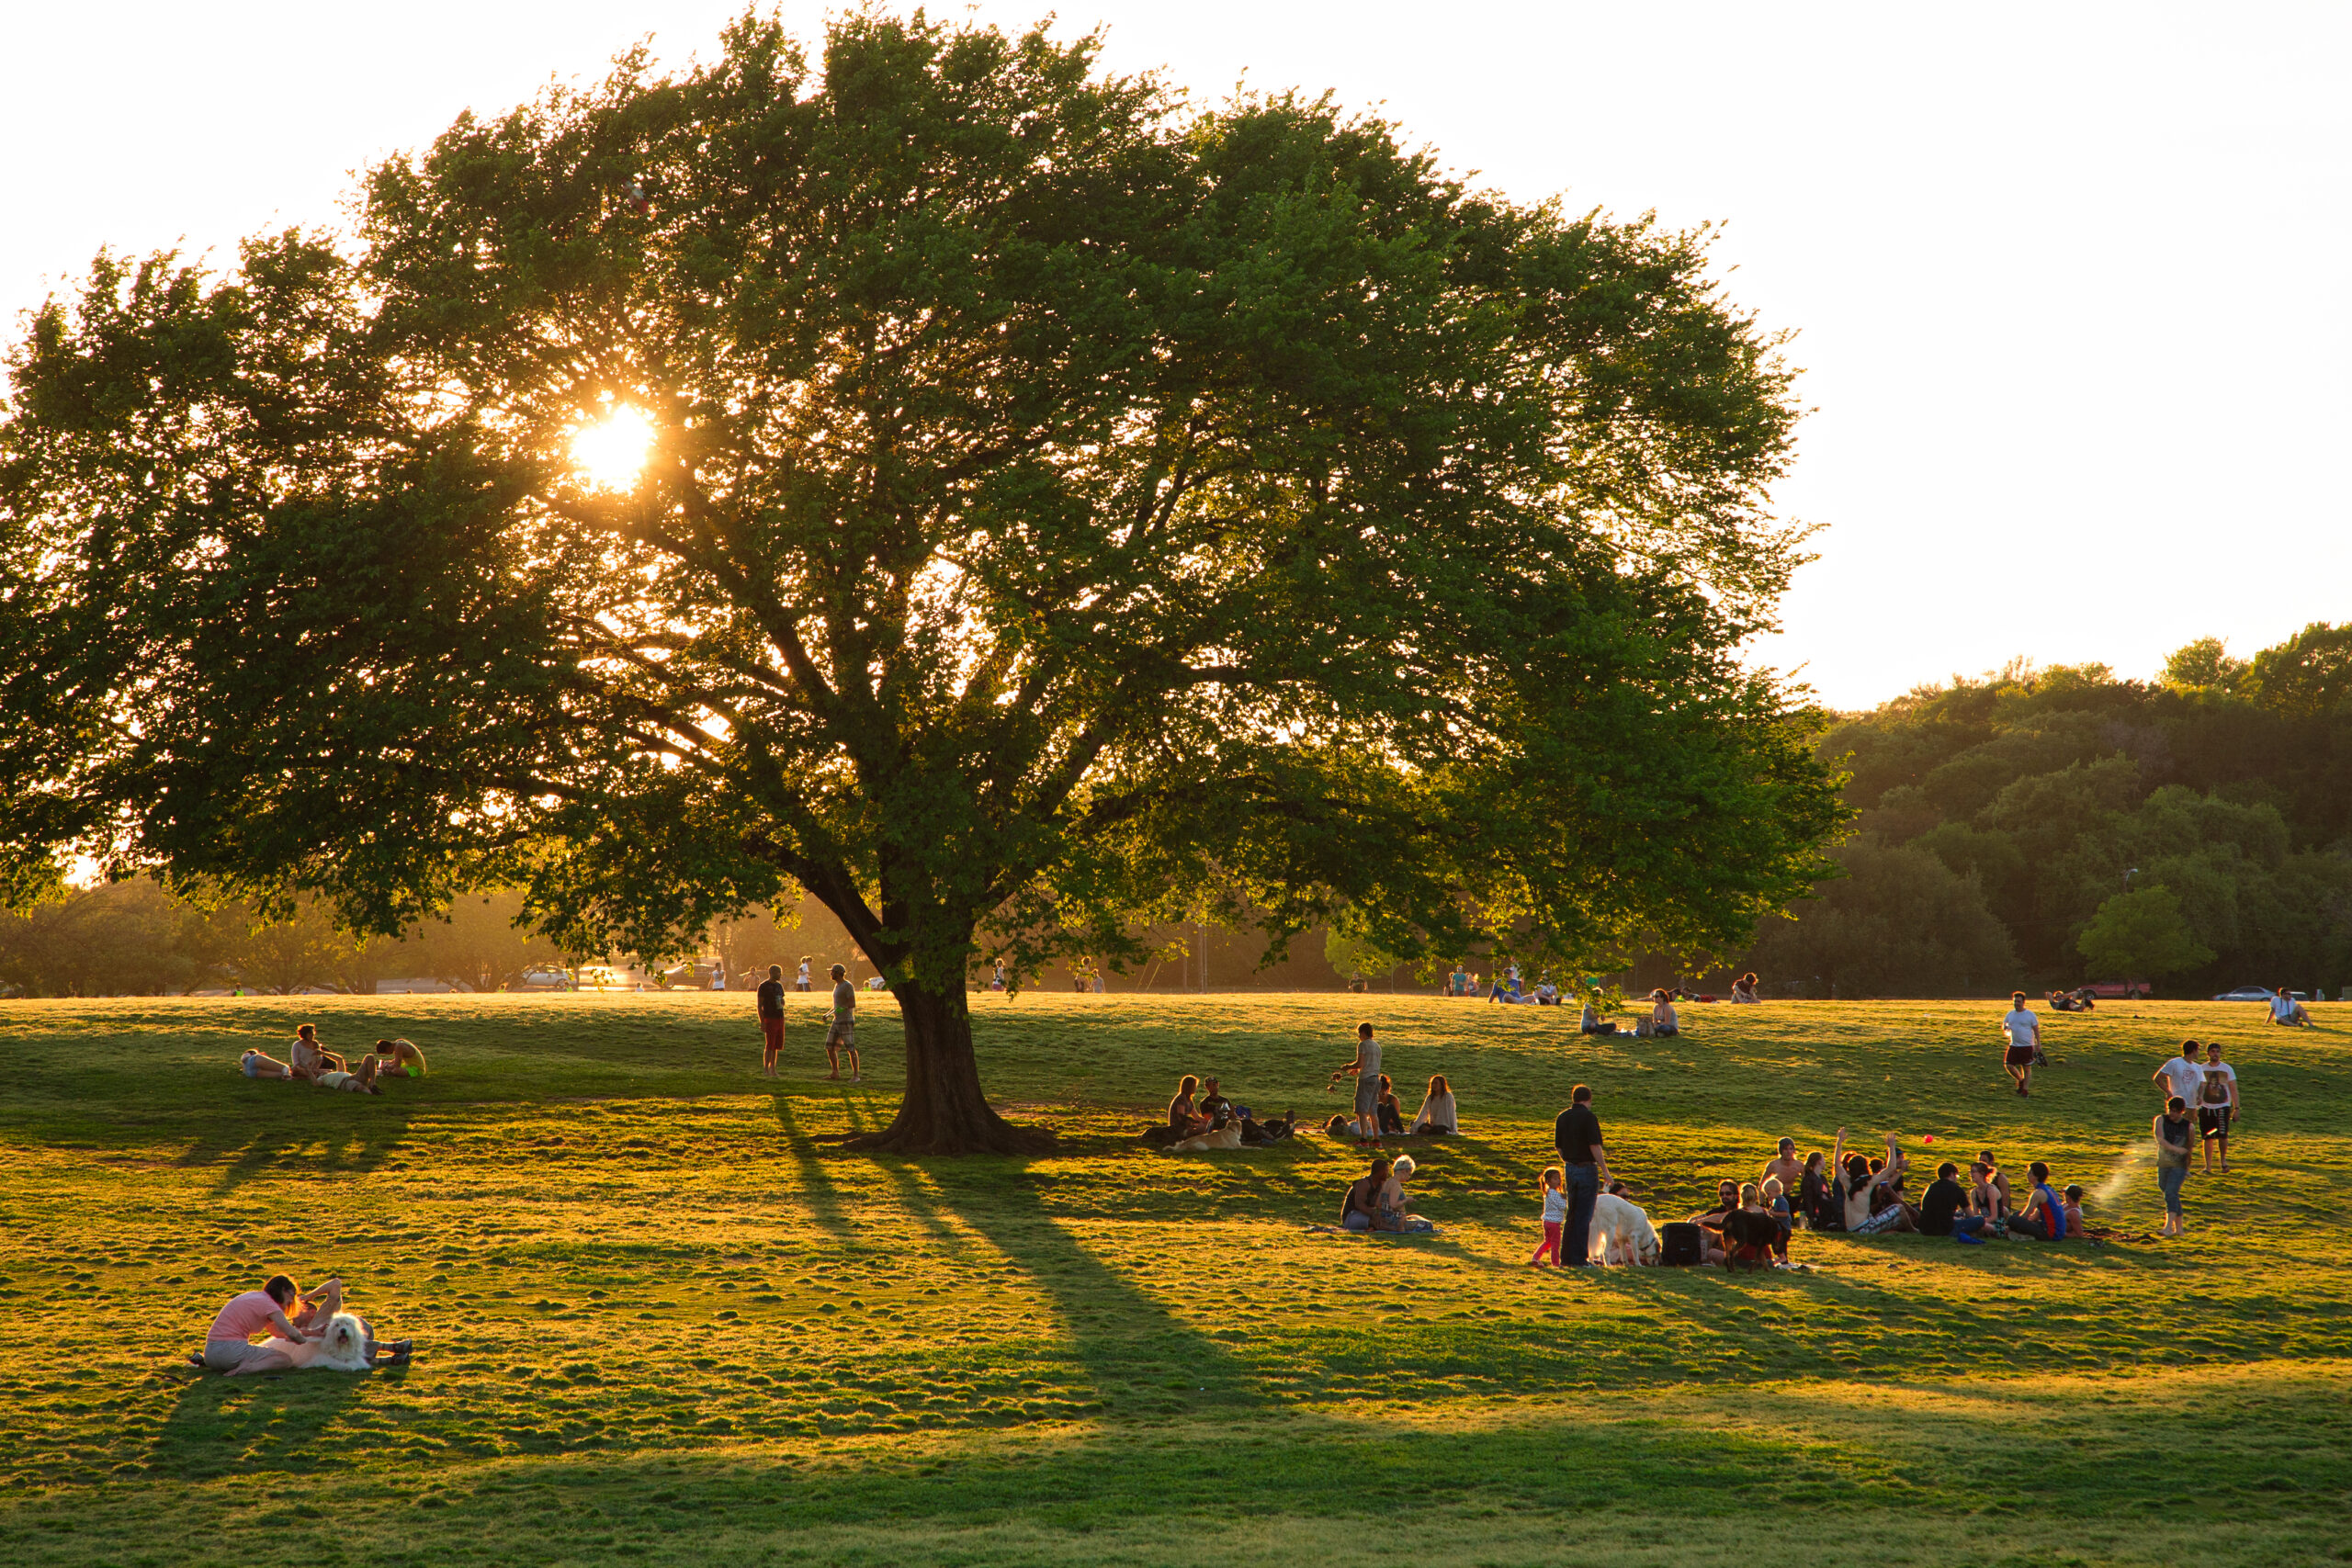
570,405,654,491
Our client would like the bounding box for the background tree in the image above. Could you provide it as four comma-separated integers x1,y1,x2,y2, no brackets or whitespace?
1740,836,2018,998
400,887,568,993
0,13,1842,1151
2075,883,2215,982
0,878,199,997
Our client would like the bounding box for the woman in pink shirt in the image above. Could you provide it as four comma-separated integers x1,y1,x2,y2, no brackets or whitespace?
202,1276,311,1374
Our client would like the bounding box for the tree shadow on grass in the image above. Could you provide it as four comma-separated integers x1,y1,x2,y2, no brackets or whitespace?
168,1106,424,1199
145,1362,386,1481
897,1159,1272,1416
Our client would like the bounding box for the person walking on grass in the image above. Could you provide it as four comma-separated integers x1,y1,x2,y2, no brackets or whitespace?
2154,1096,2195,1236
756,964,787,1078
1327,1021,1383,1140
2000,991,2040,1095
826,964,861,1082
2198,1042,2239,1173
1552,1084,1611,1266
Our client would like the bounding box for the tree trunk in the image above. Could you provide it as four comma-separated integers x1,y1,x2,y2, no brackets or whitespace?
842,978,1052,1156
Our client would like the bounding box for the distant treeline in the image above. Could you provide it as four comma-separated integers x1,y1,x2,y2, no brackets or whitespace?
1736,626,2352,998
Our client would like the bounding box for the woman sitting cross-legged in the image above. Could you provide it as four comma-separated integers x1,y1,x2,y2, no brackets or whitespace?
1168,1075,1204,1137
1730,972,1761,1004
1410,1074,1458,1134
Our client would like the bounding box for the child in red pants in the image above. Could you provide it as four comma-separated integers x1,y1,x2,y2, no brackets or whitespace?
1531,1167,1568,1265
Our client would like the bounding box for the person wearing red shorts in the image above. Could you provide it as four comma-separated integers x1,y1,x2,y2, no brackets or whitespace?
756,964,787,1078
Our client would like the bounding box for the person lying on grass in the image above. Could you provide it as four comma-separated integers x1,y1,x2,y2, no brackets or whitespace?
1829,1129,1916,1235
240,1048,294,1081
313,1056,390,1094
368,1037,429,1079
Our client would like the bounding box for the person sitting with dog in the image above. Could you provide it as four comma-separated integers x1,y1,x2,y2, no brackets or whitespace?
199,1275,409,1374
1410,1074,1458,1134
1195,1076,1234,1124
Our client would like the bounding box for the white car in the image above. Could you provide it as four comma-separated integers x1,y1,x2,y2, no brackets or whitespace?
2213,987,2305,1002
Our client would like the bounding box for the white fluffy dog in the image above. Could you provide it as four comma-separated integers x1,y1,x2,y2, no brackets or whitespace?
1588,1192,1660,1265
283,1313,375,1371
1165,1122,1244,1153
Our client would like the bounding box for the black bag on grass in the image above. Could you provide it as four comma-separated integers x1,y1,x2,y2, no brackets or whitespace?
1659,1222,1704,1266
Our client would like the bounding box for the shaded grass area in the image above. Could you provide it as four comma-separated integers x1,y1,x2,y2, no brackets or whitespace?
1,994,2347,1564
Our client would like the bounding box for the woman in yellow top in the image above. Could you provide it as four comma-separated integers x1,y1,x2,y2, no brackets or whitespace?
369,1037,430,1078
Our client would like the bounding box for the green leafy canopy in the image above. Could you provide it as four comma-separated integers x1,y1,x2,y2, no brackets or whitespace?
3,12,1840,1020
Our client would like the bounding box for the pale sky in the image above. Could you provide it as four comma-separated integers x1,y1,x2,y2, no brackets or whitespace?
6,2,2346,711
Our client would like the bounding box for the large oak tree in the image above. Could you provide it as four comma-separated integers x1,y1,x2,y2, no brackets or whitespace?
2,12,1843,1151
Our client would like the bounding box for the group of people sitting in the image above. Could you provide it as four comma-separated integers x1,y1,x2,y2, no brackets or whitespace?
240,1026,428,1094
1152,1074,1299,1148
1769,1131,2089,1242
1578,989,1682,1038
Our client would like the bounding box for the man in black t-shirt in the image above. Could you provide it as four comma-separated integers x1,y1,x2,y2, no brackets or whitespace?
1918,1161,1984,1239
756,964,787,1078
1196,1077,1234,1125
1552,1085,1611,1265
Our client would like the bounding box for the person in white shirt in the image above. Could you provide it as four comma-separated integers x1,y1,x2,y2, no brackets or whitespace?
795,956,812,993
1410,1073,1458,1134
2267,987,2310,1027
2196,1041,2239,1172
2153,1042,2204,1111
1328,1021,1383,1140
1999,991,2041,1096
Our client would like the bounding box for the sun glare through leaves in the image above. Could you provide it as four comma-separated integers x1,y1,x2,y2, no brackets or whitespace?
571,405,654,491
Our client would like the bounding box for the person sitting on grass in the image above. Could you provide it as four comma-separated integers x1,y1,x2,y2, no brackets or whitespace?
1798,1150,1836,1230
198,1275,409,1374
2062,1184,2089,1238
1578,991,1618,1036
1759,1176,1794,1252
1379,1155,1435,1233
1690,1179,1740,1265
1731,972,1762,1004
1830,1129,1914,1235
1648,989,1680,1037
2007,1161,2070,1239
1761,1137,1804,1201
288,1024,344,1083
1341,1157,1390,1232
1375,1075,1408,1136
2267,987,2311,1027
1195,1076,1234,1125
1410,1074,1458,1134
240,1048,294,1081
1917,1161,1982,1240
1972,1150,2014,1218
370,1038,429,1079
1169,1075,1204,1136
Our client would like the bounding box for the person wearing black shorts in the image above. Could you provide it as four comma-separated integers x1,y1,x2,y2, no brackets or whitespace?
1999,992,2040,1096
2197,1041,2238,1173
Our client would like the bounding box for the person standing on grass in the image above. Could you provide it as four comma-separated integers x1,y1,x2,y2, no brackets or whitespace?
1530,1167,1568,1265
2000,992,2040,1096
2197,1042,2239,1172
2154,1041,2204,1113
796,955,812,993
1327,1022,1383,1140
1552,1084,1611,1266
826,964,861,1082
2154,1096,2195,1236
756,964,787,1078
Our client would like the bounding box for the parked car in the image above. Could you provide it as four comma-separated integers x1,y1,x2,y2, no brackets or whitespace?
2213,987,2306,1001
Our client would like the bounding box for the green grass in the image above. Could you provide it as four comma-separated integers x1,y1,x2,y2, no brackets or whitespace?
2,992,2347,1565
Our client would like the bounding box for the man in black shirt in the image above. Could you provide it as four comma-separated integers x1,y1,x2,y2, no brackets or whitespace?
756,964,787,1078
1918,1161,1984,1239
1552,1084,1611,1266
1196,1077,1234,1124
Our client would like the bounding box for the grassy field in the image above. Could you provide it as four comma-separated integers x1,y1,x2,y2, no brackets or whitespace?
2,990,2347,1566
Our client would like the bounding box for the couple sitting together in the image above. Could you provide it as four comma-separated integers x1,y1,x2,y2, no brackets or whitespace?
194,1274,411,1375
1340,1155,1434,1234
242,1027,428,1094
1158,1074,1296,1150
1577,989,1680,1038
